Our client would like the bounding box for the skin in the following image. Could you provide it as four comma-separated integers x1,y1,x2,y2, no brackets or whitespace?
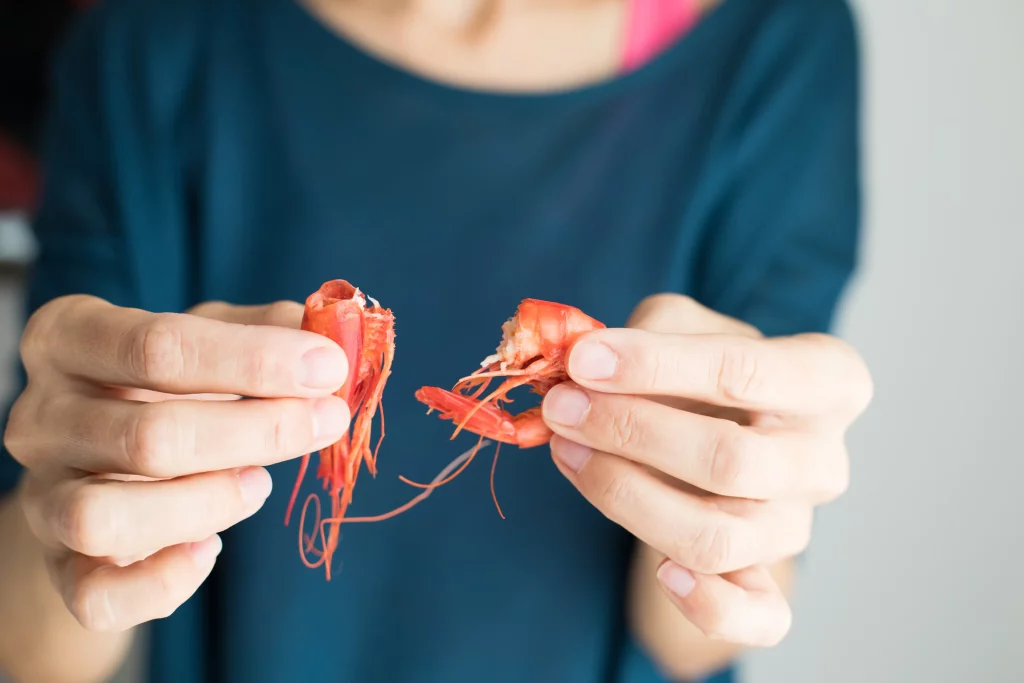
0,298,351,682
543,294,871,678
0,2,872,681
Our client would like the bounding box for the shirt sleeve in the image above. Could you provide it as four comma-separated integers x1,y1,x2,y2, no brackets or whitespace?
0,8,141,498
689,0,862,339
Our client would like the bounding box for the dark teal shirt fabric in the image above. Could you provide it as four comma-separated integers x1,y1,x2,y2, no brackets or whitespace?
0,0,861,681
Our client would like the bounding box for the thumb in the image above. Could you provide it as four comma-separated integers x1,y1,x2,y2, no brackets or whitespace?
186,300,304,329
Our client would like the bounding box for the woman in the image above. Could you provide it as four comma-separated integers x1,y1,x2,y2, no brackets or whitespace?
0,0,872,682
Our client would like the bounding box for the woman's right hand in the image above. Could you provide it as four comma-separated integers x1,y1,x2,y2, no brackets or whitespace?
2,294,351,632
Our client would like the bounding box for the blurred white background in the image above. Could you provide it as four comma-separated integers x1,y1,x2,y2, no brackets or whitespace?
1,0,1021,682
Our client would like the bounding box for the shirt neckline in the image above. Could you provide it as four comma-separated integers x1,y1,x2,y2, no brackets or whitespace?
280,0,737,109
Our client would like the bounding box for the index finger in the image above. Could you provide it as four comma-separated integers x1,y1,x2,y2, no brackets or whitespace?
565,328,872,415
22,296,348,397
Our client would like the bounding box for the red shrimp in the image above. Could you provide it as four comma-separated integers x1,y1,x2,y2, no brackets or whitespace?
411,298,605,517
285,280,489,580
284,279,395,580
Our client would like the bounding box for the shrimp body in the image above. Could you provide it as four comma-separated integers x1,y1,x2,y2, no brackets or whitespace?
411,299,604,515
285,279,395,579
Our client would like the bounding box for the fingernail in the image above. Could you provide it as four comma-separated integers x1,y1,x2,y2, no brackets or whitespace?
550,435,592,473
300,347,347,389
543,385,591,426
657,561,696,598
237,467,272,509
313,397,350,441
190,534,223,567
569,342,618,381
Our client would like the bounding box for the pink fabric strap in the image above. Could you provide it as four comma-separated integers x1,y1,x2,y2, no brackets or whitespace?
621,0,701,72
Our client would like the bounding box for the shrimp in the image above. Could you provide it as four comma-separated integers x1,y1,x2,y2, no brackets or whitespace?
411,298,605,517
285,279,492,580
284,279,395,580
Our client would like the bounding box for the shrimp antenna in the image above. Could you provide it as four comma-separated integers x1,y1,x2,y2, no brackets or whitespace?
339,440,494,523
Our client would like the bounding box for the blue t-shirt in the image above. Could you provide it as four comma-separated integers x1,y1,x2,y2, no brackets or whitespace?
0,0,861,681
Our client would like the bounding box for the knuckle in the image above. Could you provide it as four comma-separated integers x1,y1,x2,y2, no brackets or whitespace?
651,293,699,316
19,311,47,368
711,341,764,402
268,401,314,455
642,349,664,393
662,294,702,321
264,300,303,328
185,300,228,319
607,404,646,453
152,600,178,622
806,334,874,413
2,392,36,463
687,521,736,574
846,354,875,412
704,426,755,495
793,509,814,555
598,471,639,515
62,487,114,556
628,294,697,332
821,444,851,502
125,404,182,476
130,317,191,385
834,464,851,500
19,297,75,368
641,345,682,394
240,346,276,395
729,317,763,340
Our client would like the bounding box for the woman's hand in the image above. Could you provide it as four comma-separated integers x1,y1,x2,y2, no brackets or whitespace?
3,295,350,632
541,294,872,647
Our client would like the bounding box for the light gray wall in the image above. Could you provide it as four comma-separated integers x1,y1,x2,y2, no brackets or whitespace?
744,1,1024,681
1,1,1021,681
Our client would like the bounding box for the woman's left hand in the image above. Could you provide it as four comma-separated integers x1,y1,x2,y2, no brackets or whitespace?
541,294,873,647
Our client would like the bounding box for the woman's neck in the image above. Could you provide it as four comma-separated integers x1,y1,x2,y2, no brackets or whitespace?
301,0,627,91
